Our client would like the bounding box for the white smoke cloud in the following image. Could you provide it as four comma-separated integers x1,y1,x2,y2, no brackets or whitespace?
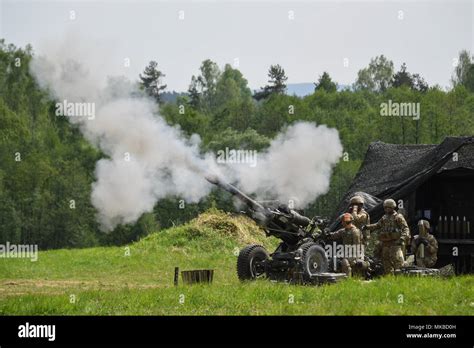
30,36,342,230
31,37,219,231
85,98,218,230
234,122,343,208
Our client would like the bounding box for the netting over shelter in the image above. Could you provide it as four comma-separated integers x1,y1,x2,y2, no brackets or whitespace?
329,136,474,230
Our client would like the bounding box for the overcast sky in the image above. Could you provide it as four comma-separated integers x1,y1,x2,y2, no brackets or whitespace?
1,0,473,91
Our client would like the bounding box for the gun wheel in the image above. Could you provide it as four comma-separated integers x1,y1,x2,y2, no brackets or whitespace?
237,245,269,281
300,243,328,281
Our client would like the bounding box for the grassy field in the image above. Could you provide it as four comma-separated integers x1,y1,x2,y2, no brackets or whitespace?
1,209,473,315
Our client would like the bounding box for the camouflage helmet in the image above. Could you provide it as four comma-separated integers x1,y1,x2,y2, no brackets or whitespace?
383,199,397,209
418,219,430,236
350,195,364,205
341,213,354,223
418,219,430,230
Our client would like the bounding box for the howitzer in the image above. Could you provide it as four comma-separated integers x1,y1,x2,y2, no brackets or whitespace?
205,175,326,244
206,175,330,283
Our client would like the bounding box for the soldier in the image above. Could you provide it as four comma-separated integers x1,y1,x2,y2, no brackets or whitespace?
328,213,366,277
411,220,438,268
363,199,410,274
348,195,370,246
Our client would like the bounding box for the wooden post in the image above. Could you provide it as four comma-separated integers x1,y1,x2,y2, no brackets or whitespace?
174,267,179,286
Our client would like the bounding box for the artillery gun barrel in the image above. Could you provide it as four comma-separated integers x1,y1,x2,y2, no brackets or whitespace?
205,173,325,247
205,175,267,213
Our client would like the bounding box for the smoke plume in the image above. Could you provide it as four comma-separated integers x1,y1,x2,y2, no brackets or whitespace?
235,122,343,208
30,37,342,230
31,37,220,230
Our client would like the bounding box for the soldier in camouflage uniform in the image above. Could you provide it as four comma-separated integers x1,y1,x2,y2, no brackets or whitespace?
411,219,438,268
363,199,410,274
348,195,370,246
328,213,366,277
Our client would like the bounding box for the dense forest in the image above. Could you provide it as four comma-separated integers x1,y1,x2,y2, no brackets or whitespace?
1,39,473,249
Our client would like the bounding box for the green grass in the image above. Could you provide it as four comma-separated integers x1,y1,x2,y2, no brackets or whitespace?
1,209,473,315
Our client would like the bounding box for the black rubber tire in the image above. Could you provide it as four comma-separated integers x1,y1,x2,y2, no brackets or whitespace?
300,243,328,281
237,245,269,281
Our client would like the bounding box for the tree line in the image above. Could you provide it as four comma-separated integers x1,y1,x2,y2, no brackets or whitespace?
1,38,473,249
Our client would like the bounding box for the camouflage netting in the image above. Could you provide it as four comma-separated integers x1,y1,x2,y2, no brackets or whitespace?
329,136,474,230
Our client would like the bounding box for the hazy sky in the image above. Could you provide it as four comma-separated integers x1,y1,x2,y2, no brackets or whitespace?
1,0,473,91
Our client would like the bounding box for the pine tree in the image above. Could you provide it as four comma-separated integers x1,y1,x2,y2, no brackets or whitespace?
314,72,337,93
254,64,288,100
139,61,167,103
